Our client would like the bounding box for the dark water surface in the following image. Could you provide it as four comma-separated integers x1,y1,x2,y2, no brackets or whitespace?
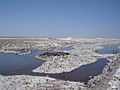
0,51,46,75
48,58,109,82
0,46,72,75
0,44,119,82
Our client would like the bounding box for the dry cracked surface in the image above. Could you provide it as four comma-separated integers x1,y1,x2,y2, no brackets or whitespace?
0,37,120,90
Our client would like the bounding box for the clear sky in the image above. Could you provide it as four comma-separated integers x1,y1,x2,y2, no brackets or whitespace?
0,0,120,38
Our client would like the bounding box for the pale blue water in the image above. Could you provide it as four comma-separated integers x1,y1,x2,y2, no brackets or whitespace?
97,44,120,54
57,45,73,51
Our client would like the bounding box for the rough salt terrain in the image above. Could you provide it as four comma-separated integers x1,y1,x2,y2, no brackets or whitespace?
0,37,120,90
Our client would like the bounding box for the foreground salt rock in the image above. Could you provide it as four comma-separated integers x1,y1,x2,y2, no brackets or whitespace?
0,75,85,90
38,52,70,58
107,68,120,90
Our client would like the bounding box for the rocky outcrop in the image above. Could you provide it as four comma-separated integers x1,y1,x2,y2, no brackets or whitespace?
39,52,70,58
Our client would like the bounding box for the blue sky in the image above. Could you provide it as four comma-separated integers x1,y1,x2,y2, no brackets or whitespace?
0,0,120,38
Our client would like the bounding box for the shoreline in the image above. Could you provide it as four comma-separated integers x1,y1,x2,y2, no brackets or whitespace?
0,37,120,90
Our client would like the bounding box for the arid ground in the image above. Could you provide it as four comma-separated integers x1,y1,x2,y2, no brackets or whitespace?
0,37,120,90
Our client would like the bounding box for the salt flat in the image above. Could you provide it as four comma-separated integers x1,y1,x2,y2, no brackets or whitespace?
0,37,120,90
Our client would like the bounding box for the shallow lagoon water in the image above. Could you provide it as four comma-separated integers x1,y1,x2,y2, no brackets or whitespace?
97,44,120,54
56,45,73,51
0,44,119,82
0,51,45,75
0,46,71,75
48,58,109,82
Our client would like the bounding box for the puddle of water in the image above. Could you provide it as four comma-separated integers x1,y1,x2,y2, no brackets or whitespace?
83,42,95,45
0,57,109,83
0,46,72,75
97,44,120,54
0,45,111,83
0,49,55,75
0,53,44,75
57,45,73,51
31,50,53,56
48,58,109,82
